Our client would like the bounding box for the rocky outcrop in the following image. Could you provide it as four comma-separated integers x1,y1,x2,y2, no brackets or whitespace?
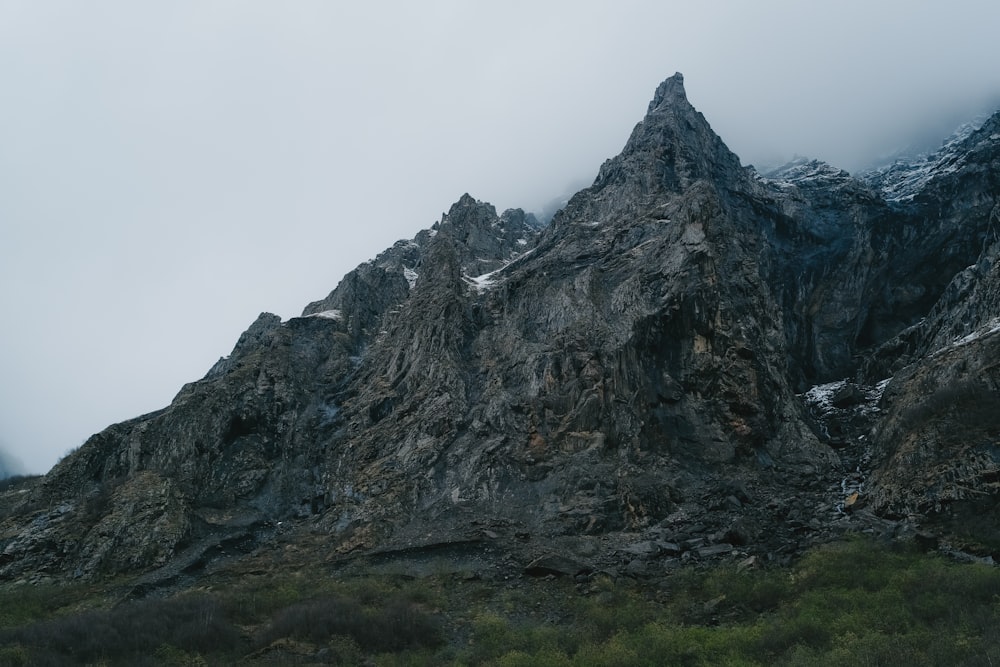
0,197,545,581
2,72,1000,583
858,114,1000,543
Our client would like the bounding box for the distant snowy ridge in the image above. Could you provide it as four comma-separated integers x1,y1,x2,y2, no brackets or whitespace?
761,157,851,187
860,115,991,202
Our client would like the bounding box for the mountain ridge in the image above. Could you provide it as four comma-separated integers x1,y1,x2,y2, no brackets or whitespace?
2,73,1000,587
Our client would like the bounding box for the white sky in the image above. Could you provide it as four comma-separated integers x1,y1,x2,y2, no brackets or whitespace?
2,1,999,474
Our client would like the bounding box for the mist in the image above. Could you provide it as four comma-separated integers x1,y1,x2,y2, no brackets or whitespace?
0,443,25,480
2,1,999,474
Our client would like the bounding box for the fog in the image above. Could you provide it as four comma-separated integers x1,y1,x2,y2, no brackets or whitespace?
2,1,999,474
0,441,24,479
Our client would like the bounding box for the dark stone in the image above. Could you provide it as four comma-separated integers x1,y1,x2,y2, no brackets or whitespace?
914,530,939,552
725,518,761,547
524,554,593,578
621,541,660,558
831,383,865,409
656,541,682,556
697,544,734,558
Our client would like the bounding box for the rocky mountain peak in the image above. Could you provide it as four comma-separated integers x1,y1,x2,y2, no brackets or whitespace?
584,71,747,211
3,74,1000,589
435,193,497,238
646,71,687,114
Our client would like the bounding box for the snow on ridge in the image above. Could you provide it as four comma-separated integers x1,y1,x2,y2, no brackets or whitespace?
304,309,342,320
464,269,500,293
462,249,535,294
763,158,849,186
954,317,1000,346
862,116,991,202
869,154,965,203
933,317,1000,356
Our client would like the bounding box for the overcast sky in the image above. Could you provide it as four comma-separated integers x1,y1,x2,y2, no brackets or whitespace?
2,1,1000,475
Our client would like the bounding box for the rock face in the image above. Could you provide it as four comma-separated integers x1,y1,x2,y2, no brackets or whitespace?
3,72,1000,582
859,113,1000,545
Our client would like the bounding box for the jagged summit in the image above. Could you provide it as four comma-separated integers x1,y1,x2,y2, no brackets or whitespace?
574,71,746,221
646,71,687,114
3,74,1000,588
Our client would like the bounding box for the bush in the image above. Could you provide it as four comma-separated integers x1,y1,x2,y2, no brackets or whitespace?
255,593,443,653
7,535,1000,665
0,582,97,629
3,594,242,665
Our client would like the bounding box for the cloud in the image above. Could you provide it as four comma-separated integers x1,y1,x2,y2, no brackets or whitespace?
0,443,25,479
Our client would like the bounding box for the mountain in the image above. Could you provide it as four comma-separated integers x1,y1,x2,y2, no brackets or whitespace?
2,73,999,587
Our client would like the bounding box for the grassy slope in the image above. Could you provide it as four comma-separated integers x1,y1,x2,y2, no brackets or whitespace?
1,536,998,666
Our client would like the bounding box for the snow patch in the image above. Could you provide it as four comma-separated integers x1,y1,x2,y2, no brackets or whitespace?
934,317,1000,355
403,267,418,290
764,158,849,186
873,377,891,401
862,117,990,202
801,377,891,418
462,249,535,294
516,238,528,246
464,268,501,293
305,309,342,320
802,380,848,415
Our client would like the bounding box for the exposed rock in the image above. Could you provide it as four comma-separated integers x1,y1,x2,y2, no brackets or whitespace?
524,554,592,578
697,544,735,558
1,72,999,584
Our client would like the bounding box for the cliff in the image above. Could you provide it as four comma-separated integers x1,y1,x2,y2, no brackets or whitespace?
3,73,999,586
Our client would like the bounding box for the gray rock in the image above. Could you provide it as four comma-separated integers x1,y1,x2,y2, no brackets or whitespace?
2,73,999,583
524,554,592,577
697,544,735,558
621,541,660,558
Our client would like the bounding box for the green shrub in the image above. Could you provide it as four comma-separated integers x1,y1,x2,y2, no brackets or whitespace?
6,535,1000,665
0,645,29,667
255,593,443,653
705,567,795,615
2,594,242,665
0,582,99,628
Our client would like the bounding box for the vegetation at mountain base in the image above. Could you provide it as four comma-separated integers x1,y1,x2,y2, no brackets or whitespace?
1,536,998,665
